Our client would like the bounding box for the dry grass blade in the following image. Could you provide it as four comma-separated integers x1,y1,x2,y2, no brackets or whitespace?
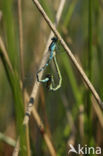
12,138,20,156
0,132,16,147
92,96,103,129
0,37,13,72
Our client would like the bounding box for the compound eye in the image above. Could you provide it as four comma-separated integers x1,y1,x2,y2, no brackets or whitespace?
51,37,58,42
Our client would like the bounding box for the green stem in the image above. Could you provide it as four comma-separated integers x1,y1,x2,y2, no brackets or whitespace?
86,0,93,145
88,0,92,80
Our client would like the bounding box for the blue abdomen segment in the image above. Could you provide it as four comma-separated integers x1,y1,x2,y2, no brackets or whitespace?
41,77,49,82
49,50,53,60
49,42,56,51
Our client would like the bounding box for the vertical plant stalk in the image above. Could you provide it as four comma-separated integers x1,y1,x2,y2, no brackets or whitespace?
12,139,20,156
18,0,31,155
63,0,77,27
88,0,92,80
2,0,17,68
13,0,66,155
0,11,3,22
62,94,76,134
86,0,93,143
95,0,103,98
25,124,31,156
79,105,84,140
18,0,24,81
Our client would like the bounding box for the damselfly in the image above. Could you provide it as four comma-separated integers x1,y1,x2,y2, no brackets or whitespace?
36,37,62,91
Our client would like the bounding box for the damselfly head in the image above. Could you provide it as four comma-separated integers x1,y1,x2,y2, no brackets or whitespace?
51,37,58,42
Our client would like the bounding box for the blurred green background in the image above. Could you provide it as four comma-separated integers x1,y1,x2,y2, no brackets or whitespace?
0,0,103,155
